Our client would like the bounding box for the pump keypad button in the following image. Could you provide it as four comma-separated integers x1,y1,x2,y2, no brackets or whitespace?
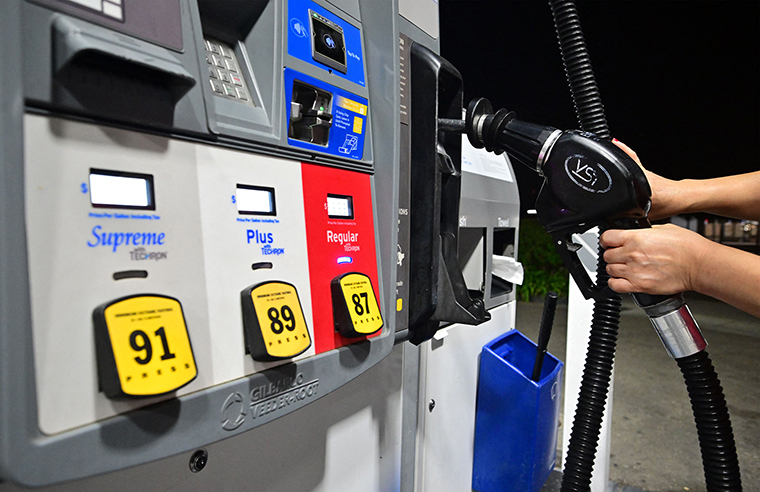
230,74,244,86
331,272,383,337
93,295,197,399
207,41,221,55
220,45,233,58
242,281,312,361
210,80,224,94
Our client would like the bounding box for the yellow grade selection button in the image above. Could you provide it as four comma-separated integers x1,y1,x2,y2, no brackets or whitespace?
242,281,311,361
93,295,197,399
331,272,383,338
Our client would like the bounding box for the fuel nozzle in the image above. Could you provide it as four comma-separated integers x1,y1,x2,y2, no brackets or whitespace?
465,98,562,174
441,97,652,298
440,99,560,174
439,97,708,359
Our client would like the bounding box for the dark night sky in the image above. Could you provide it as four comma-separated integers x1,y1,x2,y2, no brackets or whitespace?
440,1,760,211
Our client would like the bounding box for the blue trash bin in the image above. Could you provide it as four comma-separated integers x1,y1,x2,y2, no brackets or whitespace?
472,329,563,492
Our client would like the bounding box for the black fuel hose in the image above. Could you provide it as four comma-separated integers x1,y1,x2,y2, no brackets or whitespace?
549,1,621,490
549,2,742,491
677,351,742,491
549,0,610,139
559,260,621,492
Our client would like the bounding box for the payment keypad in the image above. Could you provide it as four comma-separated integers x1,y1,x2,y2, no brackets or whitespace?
204,39,254,105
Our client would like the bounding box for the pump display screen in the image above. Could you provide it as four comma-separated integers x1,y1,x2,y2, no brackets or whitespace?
327,194,353,219
89,169,155,210
236,185,276,215
310,10,347,73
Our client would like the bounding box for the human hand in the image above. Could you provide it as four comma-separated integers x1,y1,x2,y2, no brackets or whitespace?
612,139,684,221
600,224,714,295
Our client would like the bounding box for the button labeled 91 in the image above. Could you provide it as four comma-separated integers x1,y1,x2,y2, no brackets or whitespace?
242,281,311,361
93,295,197,399
331,272,383,337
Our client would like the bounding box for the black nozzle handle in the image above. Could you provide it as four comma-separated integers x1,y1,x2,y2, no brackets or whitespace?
532,291,559,382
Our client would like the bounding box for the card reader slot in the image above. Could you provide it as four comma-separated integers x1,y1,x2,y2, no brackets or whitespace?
289,81,333,146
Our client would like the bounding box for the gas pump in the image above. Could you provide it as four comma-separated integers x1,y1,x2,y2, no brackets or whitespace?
0,0,508,490
0,0,401,487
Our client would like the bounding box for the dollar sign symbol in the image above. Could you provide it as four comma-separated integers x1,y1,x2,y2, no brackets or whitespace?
81,183,88,194
232,195,236,204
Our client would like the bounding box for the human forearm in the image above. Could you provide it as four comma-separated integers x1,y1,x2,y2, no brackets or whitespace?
677,172,760,221
612,141,760,221
692,241,760,318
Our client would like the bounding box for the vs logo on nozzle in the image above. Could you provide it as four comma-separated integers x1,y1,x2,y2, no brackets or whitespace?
564,154,612,194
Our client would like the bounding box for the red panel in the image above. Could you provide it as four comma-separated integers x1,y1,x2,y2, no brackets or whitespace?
301,163,381,353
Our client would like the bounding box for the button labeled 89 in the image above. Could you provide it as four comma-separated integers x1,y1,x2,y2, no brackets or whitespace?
242,281,311,361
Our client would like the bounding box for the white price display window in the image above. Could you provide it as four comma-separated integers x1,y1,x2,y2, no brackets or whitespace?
89,169,155,210
327,194,353,219
236,185,276,216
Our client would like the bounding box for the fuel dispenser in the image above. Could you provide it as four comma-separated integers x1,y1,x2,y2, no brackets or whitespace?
0,0,510,490
0,0,403,486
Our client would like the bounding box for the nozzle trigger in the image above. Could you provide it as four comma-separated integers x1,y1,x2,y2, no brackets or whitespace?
550,227,615,301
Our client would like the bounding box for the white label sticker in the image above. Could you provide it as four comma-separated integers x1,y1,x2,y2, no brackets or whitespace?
461,135,514,182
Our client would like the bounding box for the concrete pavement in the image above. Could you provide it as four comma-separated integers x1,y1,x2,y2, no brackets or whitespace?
518,293,760,492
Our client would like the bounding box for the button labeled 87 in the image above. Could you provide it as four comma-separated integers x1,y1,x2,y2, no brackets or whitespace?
331,272,383,338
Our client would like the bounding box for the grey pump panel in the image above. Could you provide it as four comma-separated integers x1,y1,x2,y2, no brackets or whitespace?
0,0,394,486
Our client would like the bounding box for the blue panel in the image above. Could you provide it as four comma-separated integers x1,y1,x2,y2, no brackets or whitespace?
284,68,368,161
287,0,366,87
